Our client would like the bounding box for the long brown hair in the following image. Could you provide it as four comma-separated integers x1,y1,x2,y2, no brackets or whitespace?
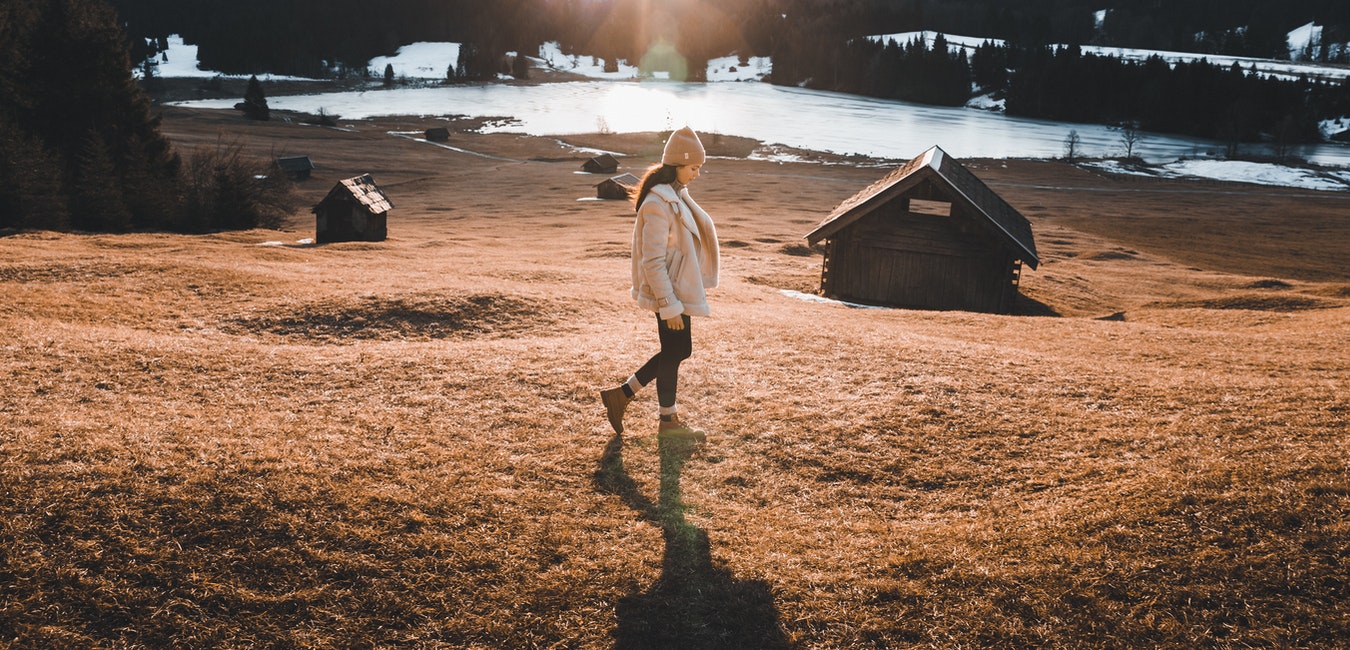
632,163,679,212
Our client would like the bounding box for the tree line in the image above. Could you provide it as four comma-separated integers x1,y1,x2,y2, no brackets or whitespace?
998,45,1348,152
1,0,296,233
109,0,1349,79
775,34,1350,149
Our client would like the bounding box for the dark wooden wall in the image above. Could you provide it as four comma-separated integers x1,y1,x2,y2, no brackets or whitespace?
316,200,388,244
822,201,1018,312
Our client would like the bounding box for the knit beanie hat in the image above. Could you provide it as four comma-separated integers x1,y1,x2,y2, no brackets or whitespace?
662,126,706,166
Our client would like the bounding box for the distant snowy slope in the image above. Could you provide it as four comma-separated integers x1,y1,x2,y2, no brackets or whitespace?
150,36,213,78
869,31,1350,82
1288,22,1323,59
369,42,461,79
536,42,638,80
1287,21,1347,61
706,54,772,82
138,35,313,81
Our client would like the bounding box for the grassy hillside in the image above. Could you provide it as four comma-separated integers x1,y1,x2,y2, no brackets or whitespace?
1,107,1346,648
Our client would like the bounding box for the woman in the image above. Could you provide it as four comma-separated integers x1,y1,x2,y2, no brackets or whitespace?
600,126,720,441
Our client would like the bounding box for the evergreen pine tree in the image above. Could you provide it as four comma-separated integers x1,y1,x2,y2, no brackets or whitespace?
457,41,498,80
4,0,179,232
241,75,270,120
0,117,70,230
384,63,395,87
71,129,132,231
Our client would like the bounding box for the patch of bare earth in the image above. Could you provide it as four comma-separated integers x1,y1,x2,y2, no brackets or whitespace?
221,292,576,343
0,106,1345,648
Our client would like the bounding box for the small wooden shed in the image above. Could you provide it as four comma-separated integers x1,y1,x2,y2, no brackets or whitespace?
596,173,639,200
804,146,1038,313
582,153,620,174
312,173,392,244
425,127,450,142
276,155,315,180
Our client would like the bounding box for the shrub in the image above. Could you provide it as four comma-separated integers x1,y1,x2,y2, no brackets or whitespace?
178,142,299,232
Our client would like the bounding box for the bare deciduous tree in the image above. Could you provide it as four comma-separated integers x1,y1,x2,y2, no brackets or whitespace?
1063,129,1082,164
1118,121,1142,161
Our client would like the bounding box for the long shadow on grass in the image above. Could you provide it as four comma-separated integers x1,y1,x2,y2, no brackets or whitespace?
596,433,790,649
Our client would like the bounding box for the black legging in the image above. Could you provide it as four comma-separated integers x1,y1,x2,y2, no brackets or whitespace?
633,314,691,408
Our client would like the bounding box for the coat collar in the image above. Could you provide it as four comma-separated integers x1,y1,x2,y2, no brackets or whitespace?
651,184,698,239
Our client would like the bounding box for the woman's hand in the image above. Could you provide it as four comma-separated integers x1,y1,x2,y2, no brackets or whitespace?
665,316,685,331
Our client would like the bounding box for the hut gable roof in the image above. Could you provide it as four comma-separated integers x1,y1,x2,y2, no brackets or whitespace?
805,146,1039,269
596,172,639,189
312,173,394,215
583,153,620,173
276,155,315,173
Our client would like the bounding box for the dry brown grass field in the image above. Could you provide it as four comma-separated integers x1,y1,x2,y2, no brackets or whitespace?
2,104,1347,648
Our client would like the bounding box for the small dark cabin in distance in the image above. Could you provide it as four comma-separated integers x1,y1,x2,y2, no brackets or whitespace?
313,173,392,244
275,155,315,180
596,173,639,200
425,127,450,142
582,153,620,174
804,146,1038,314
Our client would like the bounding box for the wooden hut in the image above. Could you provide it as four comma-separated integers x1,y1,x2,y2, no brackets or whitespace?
596,173,639,200
582,153,620,174
804,146,1038,313
313,173,392,244
275,155,315,180
425,127,450,142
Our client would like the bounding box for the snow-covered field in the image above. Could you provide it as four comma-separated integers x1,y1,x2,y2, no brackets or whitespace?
1086,159,1350,192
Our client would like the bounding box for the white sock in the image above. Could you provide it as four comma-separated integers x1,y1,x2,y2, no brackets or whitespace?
624,375,642,394
659,404,678,418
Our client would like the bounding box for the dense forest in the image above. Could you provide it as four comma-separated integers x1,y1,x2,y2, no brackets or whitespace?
1,0,296,232
780,34,1350,150
110,0,1350,79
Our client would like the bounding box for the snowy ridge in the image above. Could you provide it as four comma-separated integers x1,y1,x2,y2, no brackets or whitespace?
868,31,1350,83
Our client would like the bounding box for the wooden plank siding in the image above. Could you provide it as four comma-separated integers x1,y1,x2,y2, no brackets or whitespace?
805,146,1035,314
824,208,1017,312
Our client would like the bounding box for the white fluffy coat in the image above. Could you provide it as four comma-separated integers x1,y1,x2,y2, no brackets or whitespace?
631,184,720,319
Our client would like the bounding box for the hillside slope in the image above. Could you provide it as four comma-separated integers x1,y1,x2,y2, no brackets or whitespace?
1,108,1346,648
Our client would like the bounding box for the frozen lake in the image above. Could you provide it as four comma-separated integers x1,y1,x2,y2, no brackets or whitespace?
175,80,1350,167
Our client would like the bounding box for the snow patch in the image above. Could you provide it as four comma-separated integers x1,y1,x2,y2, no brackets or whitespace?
369,42,461,79
705,54,772,82
538,41,639,80
1320,117,1350,140
1287,21,1348,62
780,289,892,310
257,238,315,247
1085,159,1350,192
966,93,1004,111
140,35,313,81
1288,22,1322,60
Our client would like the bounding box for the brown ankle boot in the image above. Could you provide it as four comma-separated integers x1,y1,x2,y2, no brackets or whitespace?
600,388,631,434
658,414,705,442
